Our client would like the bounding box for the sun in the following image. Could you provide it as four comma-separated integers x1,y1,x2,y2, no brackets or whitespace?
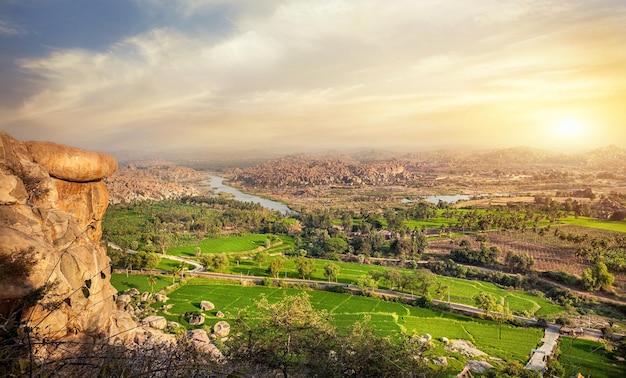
556,118,584,137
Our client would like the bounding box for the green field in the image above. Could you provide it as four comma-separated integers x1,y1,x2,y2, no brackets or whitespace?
559,337,626,378
557,216,626,233
111,276,544,363
111,273,173,293
167,234,295,256
227,256,563,317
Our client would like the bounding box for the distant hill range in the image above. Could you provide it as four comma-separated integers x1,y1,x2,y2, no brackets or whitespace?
105,159,203,204
223,145,626,188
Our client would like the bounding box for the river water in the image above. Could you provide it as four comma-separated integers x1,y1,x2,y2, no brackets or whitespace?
403,194,471,204
203,175,294,215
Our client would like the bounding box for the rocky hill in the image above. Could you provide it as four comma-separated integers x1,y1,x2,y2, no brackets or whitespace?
0,131,136,353
106,160,203,203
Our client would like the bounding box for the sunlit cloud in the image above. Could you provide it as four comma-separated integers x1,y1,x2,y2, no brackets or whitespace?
1,0,625,153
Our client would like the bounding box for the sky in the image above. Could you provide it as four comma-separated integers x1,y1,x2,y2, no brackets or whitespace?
1,0,625,156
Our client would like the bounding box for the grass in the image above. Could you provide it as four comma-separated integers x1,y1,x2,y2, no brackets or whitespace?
168,252,562,317
556,216,626,233
167,234,295,257
559,337,626,378
111,273,173,293
111,276,544,363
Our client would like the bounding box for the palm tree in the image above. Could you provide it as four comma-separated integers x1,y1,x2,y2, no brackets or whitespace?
172,264,183,284
148,275,157,293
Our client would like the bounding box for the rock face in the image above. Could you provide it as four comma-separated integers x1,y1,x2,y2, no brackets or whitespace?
0,131,135,350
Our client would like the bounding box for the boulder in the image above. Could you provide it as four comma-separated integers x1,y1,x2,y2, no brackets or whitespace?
188,313,205,325
200,300,215,311
185,329,223,358
433,356,448,366
215,311,224,318
116,294,132,310
154,294,169,302
25,141,117,182
140,292,152,302
141,316,167,330
128,288,140,296
213,321,230,338
466,360,493,373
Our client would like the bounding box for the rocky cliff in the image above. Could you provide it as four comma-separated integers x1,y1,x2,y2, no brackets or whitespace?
0,131,135,352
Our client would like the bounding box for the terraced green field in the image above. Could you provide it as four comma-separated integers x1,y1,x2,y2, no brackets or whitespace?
113,277,543,363
559,337,626,378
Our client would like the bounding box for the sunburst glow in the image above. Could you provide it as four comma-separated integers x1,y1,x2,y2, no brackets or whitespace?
556,118,584,137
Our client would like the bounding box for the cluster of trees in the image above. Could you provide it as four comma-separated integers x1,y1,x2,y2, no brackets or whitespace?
107,248,160,270
450,239,501,267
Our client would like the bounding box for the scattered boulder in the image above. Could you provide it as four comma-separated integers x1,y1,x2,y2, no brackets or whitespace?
116,294,132,309
128,288,140,296
141,315,167,330
200,300,215,311
140,292,152,302
213,321,230,338
188,313,205,325
447,339,487,358
433,356,448,366
424,333,432,341
441,337,449,345
215,311,225,318
466,360,493,373
185,329,223,359
154,293,169,302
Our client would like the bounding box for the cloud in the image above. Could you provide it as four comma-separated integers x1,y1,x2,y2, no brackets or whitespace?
0,18,26,36
2,0,626,152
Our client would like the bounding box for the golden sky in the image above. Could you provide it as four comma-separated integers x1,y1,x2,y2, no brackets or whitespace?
1,0,625,154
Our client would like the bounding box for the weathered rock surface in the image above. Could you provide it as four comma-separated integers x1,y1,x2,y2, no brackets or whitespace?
185,329,223,358
213,321,230,338
141,315,168,330
26,141,117,183
0,131,136,349
200,300,215,311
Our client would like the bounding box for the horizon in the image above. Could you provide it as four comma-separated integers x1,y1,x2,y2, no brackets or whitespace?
1,1,625,154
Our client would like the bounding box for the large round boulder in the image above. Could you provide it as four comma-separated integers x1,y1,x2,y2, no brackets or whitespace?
26,141,117,182
213,321,230,338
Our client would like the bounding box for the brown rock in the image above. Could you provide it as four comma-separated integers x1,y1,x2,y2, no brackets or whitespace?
0,131,135,355
26,141,117,182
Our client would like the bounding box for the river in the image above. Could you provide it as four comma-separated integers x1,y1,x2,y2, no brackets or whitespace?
203,175,295,215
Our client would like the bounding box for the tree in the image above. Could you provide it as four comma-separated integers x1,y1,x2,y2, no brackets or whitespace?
253,251,268,268
267,257,285,278
172,264,183,284
505,251,535,274
582,261,614,292
323,263,340,282
414,268,437,298
385,269,403,290
357,274,378,295
227,293,337,378
295,257,315,279
214,253,229,272
322,237,348,256
147,275,157,293
474,292,497,316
